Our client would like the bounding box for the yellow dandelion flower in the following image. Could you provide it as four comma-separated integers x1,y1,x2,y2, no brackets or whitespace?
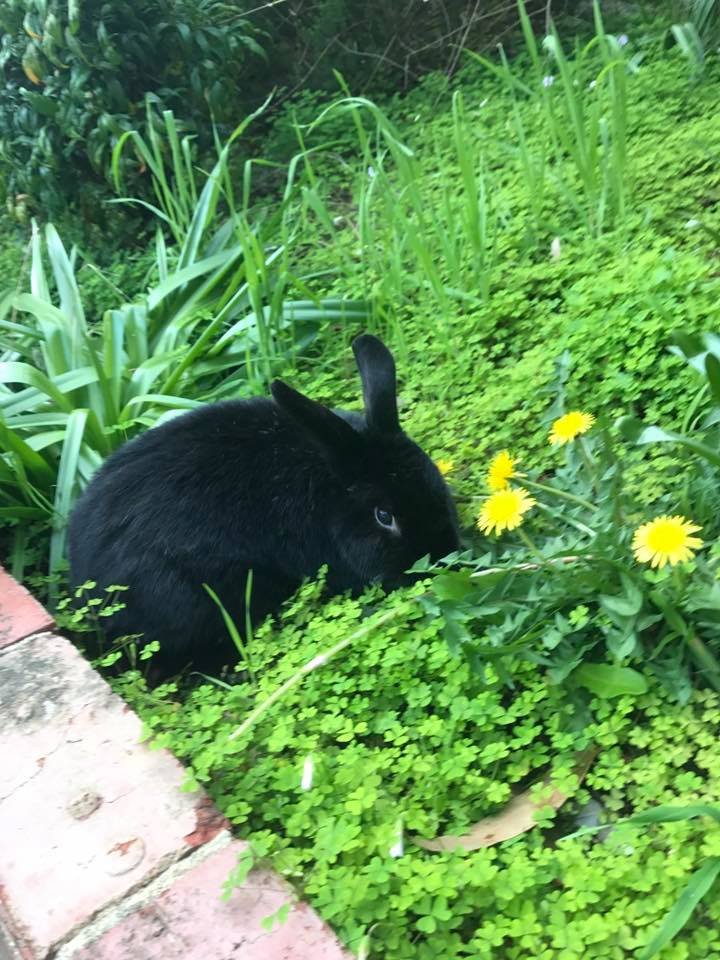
435,458,454,477
549,411,596,446
487,450,518,491
632,515,703,569
477,487,536,536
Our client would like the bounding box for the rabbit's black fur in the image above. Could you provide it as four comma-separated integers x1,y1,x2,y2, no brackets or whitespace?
68,335,459,673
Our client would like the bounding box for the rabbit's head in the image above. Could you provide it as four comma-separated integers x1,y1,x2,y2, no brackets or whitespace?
271,334,459,592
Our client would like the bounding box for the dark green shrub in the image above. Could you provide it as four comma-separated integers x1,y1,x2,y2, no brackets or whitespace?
0,0,264,218
0,0,613,225
254,0,544,92
252,0,639,96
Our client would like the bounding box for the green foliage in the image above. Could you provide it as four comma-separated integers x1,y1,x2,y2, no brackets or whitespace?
672,0,720,78
52,578,161,673
623,330,720,469
0,118,370,582
0,211,30,293
299,84,499,318
53,578,129,638
122,577,720,959
0,0,264,218
409,366,720,702
569,803,720,958
469,0,634,237
279,27,719,342
4,17,720,958
282,54,720,512
0,0,625,229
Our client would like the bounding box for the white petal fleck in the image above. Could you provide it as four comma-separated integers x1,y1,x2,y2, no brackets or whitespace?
301,755,314,791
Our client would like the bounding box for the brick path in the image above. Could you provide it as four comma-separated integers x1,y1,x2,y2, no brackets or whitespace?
0,567,350,960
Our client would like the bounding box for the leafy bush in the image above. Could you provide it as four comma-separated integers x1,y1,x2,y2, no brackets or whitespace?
0,0,264,218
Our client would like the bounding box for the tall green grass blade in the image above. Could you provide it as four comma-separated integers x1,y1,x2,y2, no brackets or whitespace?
29,221,50,302
639,858,720,959
203,582,257,685
516,0,543,77
48,408,88,583
46,223,86,332
628,804,720,826
672,22,706,76
155,228,169,286
0,362,98,414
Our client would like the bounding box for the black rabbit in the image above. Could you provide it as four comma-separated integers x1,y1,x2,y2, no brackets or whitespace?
68,334,459,673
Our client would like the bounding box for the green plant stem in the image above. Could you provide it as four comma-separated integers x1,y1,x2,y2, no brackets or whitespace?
535,501,597,538
669,566,720,692
244,569,255,668
228,605,408,742
470,554,587,580
523,477,595,512
516,527,545,562
685,629,720,693
578,437,599,494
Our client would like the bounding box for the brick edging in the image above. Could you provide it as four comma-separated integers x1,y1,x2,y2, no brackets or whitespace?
0,568,54,651
0,566,350,960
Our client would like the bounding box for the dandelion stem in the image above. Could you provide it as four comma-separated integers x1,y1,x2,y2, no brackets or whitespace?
578,437,598,492
536,501,597,538
523,478,595,512
685,630,720,694
516,527,545,562
470,554,587,579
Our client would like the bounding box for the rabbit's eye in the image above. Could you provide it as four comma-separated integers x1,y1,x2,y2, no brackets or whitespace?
374,507,398,533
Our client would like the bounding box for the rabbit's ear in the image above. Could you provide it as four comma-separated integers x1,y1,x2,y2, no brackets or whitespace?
271,380,363,467
352,334,400,434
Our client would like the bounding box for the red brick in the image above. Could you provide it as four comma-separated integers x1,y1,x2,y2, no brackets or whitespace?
71,842,350,960
0,634,215,958
0,567,54,650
